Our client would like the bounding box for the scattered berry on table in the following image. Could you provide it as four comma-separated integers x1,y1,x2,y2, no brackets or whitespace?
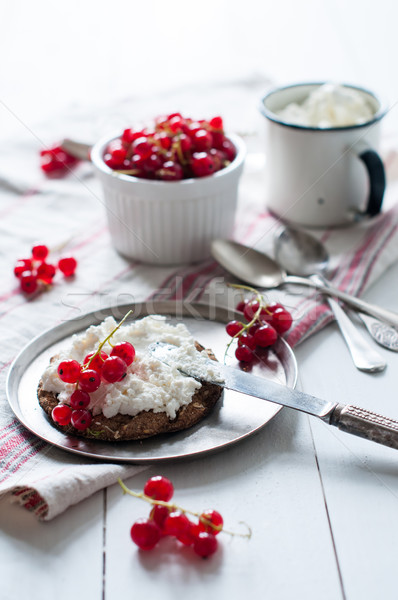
13,243,78,296
40,144,79,176
143,475,174,502
119,475,250,559
58,257,77,277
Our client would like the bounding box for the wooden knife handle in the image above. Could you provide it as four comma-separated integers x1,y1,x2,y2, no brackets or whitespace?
329,404,398,449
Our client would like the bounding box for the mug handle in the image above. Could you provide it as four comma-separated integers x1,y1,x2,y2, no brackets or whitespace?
358,149,386,216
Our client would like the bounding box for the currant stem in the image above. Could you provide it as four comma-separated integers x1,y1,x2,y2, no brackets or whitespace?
117,478,251,539
224,284,269,362
83,310,134,371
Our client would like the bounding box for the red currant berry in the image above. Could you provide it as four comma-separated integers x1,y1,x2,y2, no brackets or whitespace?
143,153,163,173
104,153,120,169
154,131,172,149
254,323,278,347
177,133,192,152
164,511,190,537
176,520,198,546
193,129,213,151
130,518,161,551
132,137,152,159
235,344,254,362
37,262,56,282
169,116,184,133
149,504,171,531
243,300,260,322
225,320,244,337
270,307,293,334
221,139,236,162
248,322,261,336
78,369,101,392
20,271,38,294
193,532,218,558
71,409,93,431
83,351,108,373
209,116,223,131
70,389,90,409
156,160,183,181
14,259,32,278
102,356,127,383
238,333,256,350
110,146,127,165
110,342,135,366
198,510,224,535
235,300,247,313
267,302,285,313
58,359,81,383
51,404,72,426
32,244,49,261
144,475,174,501
58,256,77,277
191,152,216,177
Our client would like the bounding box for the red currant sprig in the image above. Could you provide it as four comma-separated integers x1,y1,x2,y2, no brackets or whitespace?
119,476,251,559
14,243,78,296
225,285,293,363
40,144,80,177
52,310,135,431
104,112,236,181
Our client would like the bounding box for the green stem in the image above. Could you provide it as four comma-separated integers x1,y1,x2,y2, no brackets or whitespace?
117,479,251,539
224,284,271,363
83,310,134,372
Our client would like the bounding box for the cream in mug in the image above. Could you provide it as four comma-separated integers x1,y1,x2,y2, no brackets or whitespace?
276,83,375,128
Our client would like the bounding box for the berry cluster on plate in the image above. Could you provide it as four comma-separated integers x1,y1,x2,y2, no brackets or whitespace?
53,326,135,432
103,113,237,180
226,289,293,363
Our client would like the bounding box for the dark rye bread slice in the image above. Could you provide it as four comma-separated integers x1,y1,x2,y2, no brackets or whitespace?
37,345,223,442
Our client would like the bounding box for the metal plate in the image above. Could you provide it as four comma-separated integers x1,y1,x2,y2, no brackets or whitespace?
6,301,298,463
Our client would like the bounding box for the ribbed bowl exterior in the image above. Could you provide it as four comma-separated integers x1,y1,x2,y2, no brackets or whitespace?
91,134,245,265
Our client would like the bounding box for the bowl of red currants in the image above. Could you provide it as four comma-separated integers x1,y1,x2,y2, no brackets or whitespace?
91,113,245,265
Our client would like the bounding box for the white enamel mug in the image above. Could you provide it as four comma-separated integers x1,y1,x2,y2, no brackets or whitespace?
260,83,387,227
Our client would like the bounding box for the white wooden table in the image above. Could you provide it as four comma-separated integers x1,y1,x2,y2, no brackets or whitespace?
1,265,398,598
1,1,398,598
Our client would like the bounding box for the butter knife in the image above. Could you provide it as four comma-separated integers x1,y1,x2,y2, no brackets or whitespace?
149,342,398,450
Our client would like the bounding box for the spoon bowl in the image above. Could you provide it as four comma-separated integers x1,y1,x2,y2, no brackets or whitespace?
211,239,287,289
274,227,329,277
210,239,398,328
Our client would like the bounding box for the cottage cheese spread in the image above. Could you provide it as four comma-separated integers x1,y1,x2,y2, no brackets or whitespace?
276,83,374,128
41,315,222,420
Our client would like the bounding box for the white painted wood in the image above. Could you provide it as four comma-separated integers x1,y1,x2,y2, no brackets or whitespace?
105,409,342,599
0,491,104,600
295,261,398,600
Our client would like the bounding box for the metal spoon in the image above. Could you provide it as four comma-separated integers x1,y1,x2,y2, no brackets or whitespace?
210,239,398,328
274,227,398,353
273,227,386,372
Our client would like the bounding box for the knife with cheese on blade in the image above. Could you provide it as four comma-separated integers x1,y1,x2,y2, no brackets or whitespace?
149,342,398,450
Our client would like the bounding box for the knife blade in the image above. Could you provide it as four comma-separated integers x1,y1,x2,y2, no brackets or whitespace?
148,342,398,450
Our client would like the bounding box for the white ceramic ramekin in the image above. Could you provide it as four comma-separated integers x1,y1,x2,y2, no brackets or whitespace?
91,133,245,264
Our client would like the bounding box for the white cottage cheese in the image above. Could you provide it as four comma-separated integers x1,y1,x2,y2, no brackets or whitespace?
41,315,221,420
276,83,374,128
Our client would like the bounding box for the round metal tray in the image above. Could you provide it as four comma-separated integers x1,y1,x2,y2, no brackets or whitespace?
6,301,297,463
